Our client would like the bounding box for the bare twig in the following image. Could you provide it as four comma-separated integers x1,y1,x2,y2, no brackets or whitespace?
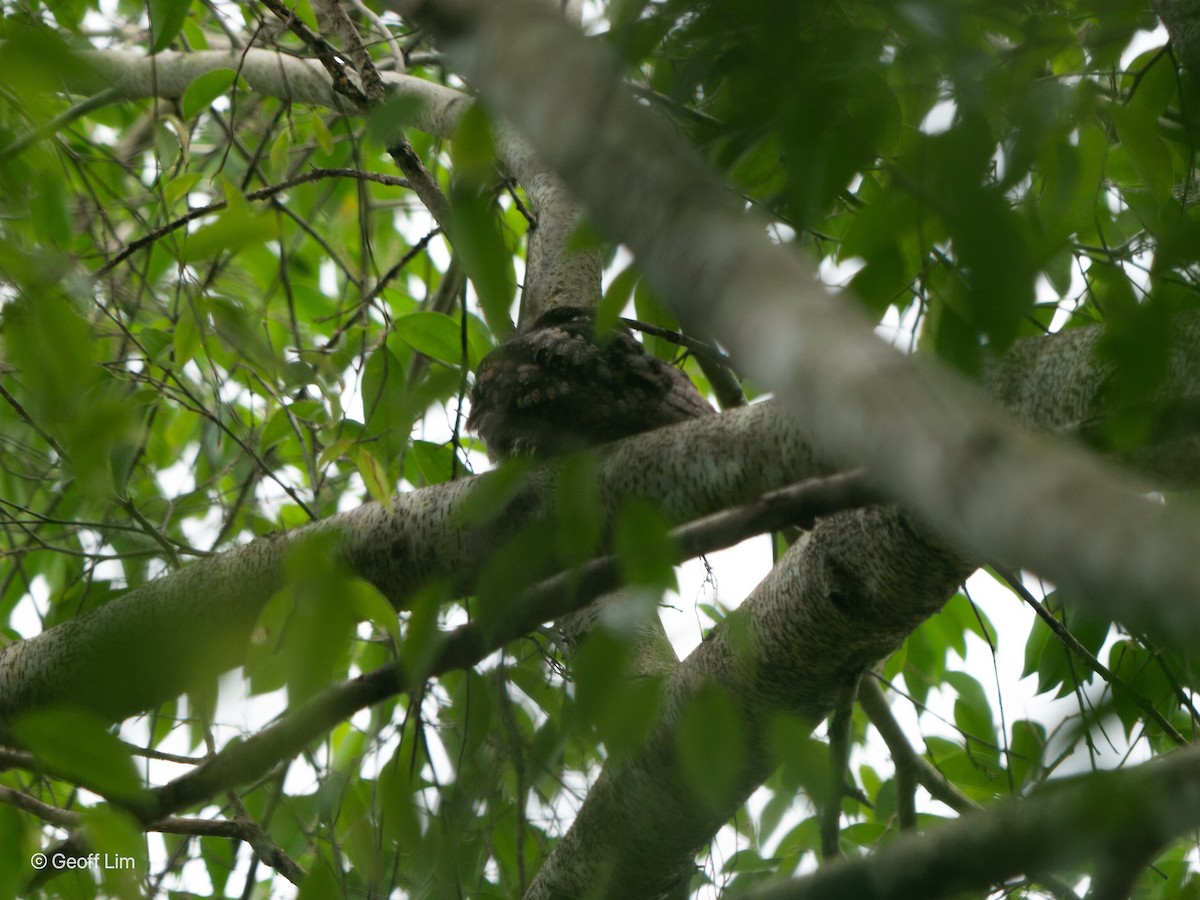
96,167,409,277
260,0,368,105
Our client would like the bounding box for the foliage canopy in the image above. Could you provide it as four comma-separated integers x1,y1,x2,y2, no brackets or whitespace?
1,0,1199,898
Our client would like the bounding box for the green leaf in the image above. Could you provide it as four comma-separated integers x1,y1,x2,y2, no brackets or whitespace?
923,735,1002,799
1127,49,1177,121
394,311,464,365
554,453,603,565
775,816,822,858
572,629,662,757
181,68,247,120
450,103,497,185
1009,719,1046,788
677,683,746,814
298,850,342,900
178,207,279,262
163,171,203,208
268,533,360,703
447,194,516,338
2,295,93,414
765,713,832,803
182,15,208,49
841,184,921,263
412,439,458,485
1042,249,1074,297
362,341,411,462
13,707,143,803
1109,639,1174,737
1110,103,1174,207
456,459,534,527
1058,601,1112,659
945,670,996,752
379,745,424,850
614,498,676,589
355,446,392,506
0,19,99,99
900,618,948,707
2,294,135,496
172,304,201,367
311,110,335,154
30,171,70,245
148,0,190,53
269,128,292,180
291,0,319,30
849,245,910,317
841,821,888,847
83,806,145,895
1021,611,1073,697
347,579,400,648
365,93,425,147
944,591,994,647
0,806,27,898
337,780,381,883
598,262,639,332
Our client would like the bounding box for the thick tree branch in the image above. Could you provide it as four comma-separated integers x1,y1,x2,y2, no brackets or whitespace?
54,471,874,821
397,0,1200,649
12,36,1200,899
857,678,979,817
745,747,1200,900
0,402,824,723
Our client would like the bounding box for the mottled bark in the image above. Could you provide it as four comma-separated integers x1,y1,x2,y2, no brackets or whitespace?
1158,0,1200,71
751,747,1200,900
399,0,1200,647
18,29,1200,900
379,2,1200,896
0,402,823,723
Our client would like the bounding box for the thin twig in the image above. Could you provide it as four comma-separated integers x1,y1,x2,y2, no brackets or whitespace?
0,88,122,163
260,0,368,105
319,0,387,100
993,567,1187,747
146,470,880,819
96,167,408,276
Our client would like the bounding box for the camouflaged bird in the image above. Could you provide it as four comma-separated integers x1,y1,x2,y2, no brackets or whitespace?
467,306,714,459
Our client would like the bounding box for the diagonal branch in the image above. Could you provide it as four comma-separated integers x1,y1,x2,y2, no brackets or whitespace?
745,747,1200,900
394,0,1200,649
0,401,828,724
93,471,877,819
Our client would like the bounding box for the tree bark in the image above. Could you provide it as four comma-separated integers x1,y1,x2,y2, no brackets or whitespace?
398,0,1200,648
0,402,824,723
14,33,1200,899
748,746,1200,900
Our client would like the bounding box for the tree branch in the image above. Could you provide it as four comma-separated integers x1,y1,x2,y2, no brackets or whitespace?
17,470,874,824
0,401,827,723
744,747,1200,900
96,167,410,277
857,678,979,817
395,0,1200,650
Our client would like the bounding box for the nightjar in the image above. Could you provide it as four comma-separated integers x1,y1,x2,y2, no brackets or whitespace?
467,306,714,458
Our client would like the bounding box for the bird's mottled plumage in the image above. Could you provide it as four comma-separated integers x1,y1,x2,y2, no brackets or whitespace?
467,306,714,458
